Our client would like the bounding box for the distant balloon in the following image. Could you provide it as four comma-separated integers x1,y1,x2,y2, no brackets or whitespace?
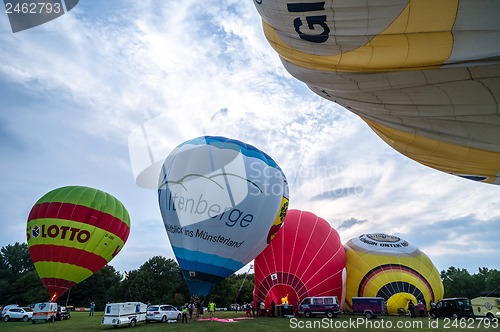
158,136,289,296
26,186,130,301
253,0,500,185
344,233,444,315
254,210,346,309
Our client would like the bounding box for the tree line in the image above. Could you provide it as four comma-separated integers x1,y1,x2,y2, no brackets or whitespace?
1,242,498,310
0,242,254,310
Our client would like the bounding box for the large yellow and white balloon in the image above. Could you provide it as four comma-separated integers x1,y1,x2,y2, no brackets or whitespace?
344,233,444,315
253,0,500,184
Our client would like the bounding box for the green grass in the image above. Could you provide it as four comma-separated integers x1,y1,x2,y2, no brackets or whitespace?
0,311,498,331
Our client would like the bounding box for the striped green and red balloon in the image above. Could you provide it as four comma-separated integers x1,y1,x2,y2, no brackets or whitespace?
26,186,130,301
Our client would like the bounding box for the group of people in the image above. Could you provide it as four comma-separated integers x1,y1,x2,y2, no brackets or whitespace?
239,301,270,318
407,300,428,318
181,298,216,323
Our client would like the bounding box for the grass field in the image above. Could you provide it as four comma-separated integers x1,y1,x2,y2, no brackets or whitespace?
0,311,498,331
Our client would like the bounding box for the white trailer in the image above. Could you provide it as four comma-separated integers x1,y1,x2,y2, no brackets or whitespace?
31,302,58,323
102,302,147,328
471,296,500,321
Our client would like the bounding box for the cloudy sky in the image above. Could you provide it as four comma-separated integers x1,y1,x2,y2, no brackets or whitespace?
1,0,498,280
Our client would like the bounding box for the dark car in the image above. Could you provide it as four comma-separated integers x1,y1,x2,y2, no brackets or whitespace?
429,298,474,319
56,306,70,321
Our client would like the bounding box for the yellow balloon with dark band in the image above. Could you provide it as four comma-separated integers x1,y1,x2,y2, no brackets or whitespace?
26,186,130,301
253,0,500,185
344,234,443,315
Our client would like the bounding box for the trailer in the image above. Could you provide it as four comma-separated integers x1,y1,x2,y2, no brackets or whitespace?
102,302,147,328
351,297,387,319
471,296,500,321
31,302,58,323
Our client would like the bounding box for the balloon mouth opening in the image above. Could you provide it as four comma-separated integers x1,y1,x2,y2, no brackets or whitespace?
386,292,417,315
265,284,300,308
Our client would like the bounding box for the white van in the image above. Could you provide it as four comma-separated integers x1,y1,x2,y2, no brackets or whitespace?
102,302,147,328
31,302,58,323
471,296,500,321
297,296,341,318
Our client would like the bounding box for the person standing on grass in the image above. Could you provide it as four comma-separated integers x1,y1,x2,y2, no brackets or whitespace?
182,305,188,324
199,300,204,319
246,303,252,317
418,301,425,317
408,300,415,318
260,300,265,317
209,301,215,319
188,302,194,320
89,302,95,316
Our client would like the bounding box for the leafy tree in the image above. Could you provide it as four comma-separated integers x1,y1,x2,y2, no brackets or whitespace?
472,267,500,296
0,242,40,304
209,273,254,308
4,271,46,304
116,256,189,305
1,242,33,275
441,267,474,298
441,267,500,299
69,265,122,310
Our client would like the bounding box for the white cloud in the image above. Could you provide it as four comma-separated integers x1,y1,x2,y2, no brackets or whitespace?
0,0,499,278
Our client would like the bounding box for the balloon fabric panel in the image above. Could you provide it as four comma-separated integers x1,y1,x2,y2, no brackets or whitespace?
254,210,346,309
253,0,500,184
158,136,289,296
27,186,130,301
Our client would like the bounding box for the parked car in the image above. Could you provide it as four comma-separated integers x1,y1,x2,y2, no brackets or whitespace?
297,296,341,318
56,305,71,321
146,304,181,323
429,297,474,319
1,304,19,318
2,307,33,322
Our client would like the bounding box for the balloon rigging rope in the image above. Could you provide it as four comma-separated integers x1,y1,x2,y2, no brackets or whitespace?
292,98,326,190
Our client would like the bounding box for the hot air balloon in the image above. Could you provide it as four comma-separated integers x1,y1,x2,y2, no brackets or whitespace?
344,233,444,315
254,210,346,312
26,186,130,302
253,0,500,185
158,136,289,296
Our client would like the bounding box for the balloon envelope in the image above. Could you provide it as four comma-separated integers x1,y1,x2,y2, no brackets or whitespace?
254,210,346,309
253,0,500,185
158,136,289,296
26,186,130,301
344,233,444,315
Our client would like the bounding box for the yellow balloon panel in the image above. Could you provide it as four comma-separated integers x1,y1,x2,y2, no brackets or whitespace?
344,234,444,315
254,0,500,185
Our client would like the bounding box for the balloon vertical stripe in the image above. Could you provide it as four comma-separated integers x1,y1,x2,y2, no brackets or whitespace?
254,210,346,309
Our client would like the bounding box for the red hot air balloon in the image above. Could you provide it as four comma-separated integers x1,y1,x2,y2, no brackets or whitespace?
253,210,346,312
26,186,130,302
